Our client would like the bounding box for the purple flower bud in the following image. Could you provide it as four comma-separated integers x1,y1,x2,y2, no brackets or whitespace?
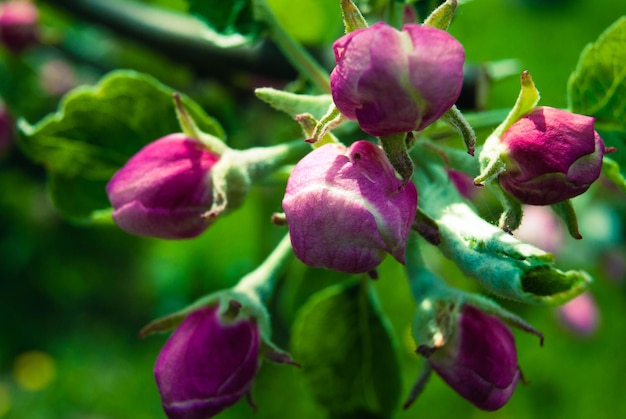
154,305,260,419
498,106,605,205
330,22,465,137
106,133,219,239
0,0,38,53
428,305,520,411
283,140,417,274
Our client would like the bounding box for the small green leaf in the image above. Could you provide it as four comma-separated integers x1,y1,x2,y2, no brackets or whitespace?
187,0,262,44
291,280,401,419
18,70,224,222
568,17,626,182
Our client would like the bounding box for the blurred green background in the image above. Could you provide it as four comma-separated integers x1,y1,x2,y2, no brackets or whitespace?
1,0,626,418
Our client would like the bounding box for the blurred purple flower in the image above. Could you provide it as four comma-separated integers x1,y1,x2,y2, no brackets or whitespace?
0,0,38,53
155,305,260,419
499,106,605,205
514,205,564,254
428,304,520,411
106,133,219,239
283,140,417,273
557,292,599,337
330,22,464,137
447,169,478,200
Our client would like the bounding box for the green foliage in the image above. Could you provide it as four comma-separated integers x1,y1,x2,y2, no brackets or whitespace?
291,280,402,419
267,0,343,45
187,0,263,43
17,70,224,222
568,16,626,188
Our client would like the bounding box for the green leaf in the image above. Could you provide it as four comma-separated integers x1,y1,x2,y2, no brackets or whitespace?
568,17,626,181
187,0,262,44
290,280,401,419
18,70,224,223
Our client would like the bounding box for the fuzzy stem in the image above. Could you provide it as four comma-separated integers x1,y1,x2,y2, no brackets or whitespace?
243,138,310,180
234,233,293,303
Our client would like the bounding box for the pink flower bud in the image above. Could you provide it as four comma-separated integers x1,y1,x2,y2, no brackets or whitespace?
428,305,520,411
154,305,260,419
499,106,605,205
106,133,219,239
282,140,417,274
330,22,464,137
0,0,38,53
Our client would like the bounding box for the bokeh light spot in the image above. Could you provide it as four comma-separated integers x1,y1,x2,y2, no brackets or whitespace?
12,351,56,391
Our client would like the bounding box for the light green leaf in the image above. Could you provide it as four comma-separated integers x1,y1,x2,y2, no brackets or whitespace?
18,70,224,223
290,280,401,419
568,16,626,181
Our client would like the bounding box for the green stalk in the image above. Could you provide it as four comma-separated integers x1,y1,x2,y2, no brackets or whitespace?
254,0,331,92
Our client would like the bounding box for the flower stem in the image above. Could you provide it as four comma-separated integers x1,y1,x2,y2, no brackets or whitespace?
254,0,331,92
234,233,293,304
243,138,311,180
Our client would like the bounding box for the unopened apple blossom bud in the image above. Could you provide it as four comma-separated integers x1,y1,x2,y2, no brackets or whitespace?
106,133,219,239
498,106,605,205
283,140,417,274
427,305,520,411
0,0,38,53
330,22,464,137
154,305,260,419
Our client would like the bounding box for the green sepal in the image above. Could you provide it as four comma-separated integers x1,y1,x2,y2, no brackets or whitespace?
423,0,457,31
380,133,414,183
440,104,476,156
291,279,402,419
17,70,224,223
475,71,540,185
294,113,341,148
551,199,583,240
340,0,368,33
